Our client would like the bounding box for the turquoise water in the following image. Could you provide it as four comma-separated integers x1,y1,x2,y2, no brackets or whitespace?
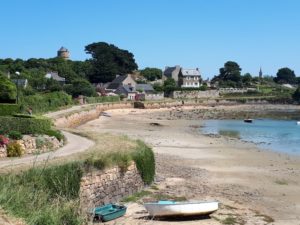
202,119,300,155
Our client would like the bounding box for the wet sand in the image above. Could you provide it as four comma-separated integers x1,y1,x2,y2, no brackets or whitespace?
79,106,300,225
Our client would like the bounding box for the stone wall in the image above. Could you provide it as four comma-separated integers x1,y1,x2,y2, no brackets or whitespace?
0,146,7,158
54,102,133,128
0,135,63,158
80,162,143,209
173,90,220,99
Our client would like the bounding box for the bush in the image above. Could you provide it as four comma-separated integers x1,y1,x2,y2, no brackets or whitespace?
20,91,73,114
85,96,120,104
0,116,52,134
132,140,155,185
44,129,64,142
0,104,20,116
6,141,24,157
8,131,23,140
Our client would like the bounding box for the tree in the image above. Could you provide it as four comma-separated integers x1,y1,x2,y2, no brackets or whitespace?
153,82,163,92
212,61,242,85
274,67,296,84
0,74,17,103
242,73,252,86
163,78,177,96
140,67,162,81
292,87,300,103
85,42,138,83
64,79,96,97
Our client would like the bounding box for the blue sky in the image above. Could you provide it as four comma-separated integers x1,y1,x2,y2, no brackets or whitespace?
1,0,300,78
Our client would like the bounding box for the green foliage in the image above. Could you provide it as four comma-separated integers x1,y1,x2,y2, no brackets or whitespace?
121,190,152,202
8,130,23,140
212,61,242,87
0,75,17,103
163,78,177,96
140,67,162,81
274,67,296,84
85,95,120,104
132,140,155,185
20,91,72,114
0,116,52,134
0,104,20,116
153,82,164,92
44,129,64,142
64,79,96,97
13,113,35,118
0,162,84,225
292,87,300,103
6,141,24,157
85,42,138,83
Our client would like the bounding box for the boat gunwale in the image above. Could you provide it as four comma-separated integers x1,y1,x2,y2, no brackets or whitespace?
144,201,219,206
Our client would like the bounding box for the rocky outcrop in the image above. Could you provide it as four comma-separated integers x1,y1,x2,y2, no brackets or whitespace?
0,146,7,158
80,162,143,210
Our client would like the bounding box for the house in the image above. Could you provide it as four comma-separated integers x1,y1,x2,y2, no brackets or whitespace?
45,72,66,84
163,66,202,88
12,79,28,88
163,65,181,82
106,74,136,92
136,84,164,100
179,68,201,88
114,84,136,100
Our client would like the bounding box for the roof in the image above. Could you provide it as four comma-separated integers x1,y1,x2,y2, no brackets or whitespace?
181,69,201,76
164,67,177,76
45,72,66,82
106,75,128,90
58,47,68,52
136,84,154,92
12,79,28,87
114,85,136,95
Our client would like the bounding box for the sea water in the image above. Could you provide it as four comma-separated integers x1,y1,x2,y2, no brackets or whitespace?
201,119,300,155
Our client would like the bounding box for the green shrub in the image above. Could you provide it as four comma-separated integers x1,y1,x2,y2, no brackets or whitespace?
13,113,35,118
6,141,24,157
8,131,23,140
85,96,120,104
20,91,72,114
132,140,155,185
0,116,52,134
44,129,64,142
0,104,20,116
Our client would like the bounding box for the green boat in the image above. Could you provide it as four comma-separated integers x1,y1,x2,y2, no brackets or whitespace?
93,204,127,222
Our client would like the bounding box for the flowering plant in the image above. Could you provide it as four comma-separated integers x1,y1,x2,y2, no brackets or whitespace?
0,135,9,147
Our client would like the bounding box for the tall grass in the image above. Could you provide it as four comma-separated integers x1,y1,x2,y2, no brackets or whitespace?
0,133,155,224
0,162,84,225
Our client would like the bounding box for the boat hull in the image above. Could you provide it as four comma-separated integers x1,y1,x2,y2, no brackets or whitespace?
144,201,218,217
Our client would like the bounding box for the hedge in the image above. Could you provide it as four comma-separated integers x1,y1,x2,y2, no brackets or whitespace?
0,104,20,116
20,91,73,114
0,116,52,134
85,96,120,104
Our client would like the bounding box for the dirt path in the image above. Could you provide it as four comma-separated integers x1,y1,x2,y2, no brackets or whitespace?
0,131,94,171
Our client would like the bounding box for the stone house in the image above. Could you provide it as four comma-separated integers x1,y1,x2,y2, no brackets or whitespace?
106,74,136,92
45,72,66,84
163,66,202,88
179,68,201,88
136,84,164,100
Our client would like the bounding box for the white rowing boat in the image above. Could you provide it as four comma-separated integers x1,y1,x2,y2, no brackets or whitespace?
144,201,219,217
297,121,300,125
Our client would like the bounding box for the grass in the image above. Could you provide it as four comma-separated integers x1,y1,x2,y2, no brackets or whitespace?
121,190,152,203
0,131,156,225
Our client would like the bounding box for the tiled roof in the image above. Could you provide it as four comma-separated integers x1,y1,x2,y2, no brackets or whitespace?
106,75,128,90
45,72,66,82
181,69,201,76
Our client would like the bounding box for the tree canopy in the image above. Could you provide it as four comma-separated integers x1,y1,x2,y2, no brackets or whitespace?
140,67,162,81
85,42,138,83
64,79,96,97
274,67,296,84
212,61,242,87
292,87,300,103
0,74,17,103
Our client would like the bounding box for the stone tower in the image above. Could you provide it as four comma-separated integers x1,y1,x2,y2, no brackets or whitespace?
57,47,70,60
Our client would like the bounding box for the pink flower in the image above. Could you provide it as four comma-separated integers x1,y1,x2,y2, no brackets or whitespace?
0,135,9,147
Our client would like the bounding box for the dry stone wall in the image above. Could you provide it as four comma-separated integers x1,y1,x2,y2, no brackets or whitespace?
0,146,7,158
80,162,143,209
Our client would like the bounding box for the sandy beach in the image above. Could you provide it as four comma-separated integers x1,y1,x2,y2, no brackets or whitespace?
79,105,300,225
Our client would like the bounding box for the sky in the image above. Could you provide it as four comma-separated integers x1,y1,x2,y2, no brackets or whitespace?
1,0,300,79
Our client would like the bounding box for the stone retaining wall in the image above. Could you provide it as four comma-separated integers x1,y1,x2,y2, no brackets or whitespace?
0,135,63,158
80,162,143,209
173,90,220,99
